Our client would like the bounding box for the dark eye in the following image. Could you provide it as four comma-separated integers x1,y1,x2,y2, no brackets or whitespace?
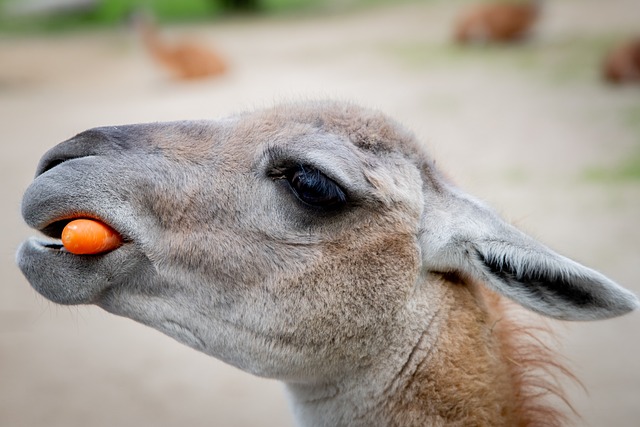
284,165,347,210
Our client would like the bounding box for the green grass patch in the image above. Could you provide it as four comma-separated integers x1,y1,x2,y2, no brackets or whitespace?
583,156,640,182
0,0,420,33
0,0,224,32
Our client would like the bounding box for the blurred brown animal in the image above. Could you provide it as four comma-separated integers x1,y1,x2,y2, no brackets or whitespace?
602,37,640,84
134,14,227,80
454,0,541,44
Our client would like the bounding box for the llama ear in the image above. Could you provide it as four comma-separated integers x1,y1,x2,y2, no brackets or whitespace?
419,191,639,321
469,236,639,320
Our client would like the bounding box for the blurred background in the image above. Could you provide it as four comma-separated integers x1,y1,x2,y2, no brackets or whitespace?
1,0,639,426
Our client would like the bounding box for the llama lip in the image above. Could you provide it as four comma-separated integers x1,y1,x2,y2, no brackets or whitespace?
17,236,143,305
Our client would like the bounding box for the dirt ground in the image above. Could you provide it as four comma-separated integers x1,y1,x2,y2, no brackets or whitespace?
1,1,639,426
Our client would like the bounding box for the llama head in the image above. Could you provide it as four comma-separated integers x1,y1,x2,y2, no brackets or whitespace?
17,101,638,382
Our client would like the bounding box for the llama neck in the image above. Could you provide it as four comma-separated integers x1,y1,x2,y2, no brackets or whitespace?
285,276,568,426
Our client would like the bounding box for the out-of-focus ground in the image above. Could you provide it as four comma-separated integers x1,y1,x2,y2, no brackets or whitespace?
1,1,639,426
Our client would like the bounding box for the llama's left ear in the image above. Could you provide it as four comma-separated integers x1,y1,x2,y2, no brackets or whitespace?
419,188,639,321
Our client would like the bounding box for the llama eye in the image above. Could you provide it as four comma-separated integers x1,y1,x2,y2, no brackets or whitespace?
284,165,347,210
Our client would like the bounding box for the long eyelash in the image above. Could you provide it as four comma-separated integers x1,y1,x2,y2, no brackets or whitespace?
299,170,345,202
283,164,347,209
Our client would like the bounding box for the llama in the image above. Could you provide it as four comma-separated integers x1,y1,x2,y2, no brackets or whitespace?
602,37,640,84
17,101,638,426
454,0,541,44
133,13,227,80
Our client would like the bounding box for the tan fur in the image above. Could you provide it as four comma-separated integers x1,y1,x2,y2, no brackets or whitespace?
389,279,519,426
454,1,540,43
478,285,578,426
379,274,578,426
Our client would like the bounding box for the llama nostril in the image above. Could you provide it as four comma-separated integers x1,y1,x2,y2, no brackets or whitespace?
35,137,100,177
34,126,135,178
36,156,74,177
35,132,106,178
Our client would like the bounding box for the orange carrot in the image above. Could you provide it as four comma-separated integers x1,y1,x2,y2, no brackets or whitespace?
61,219,122,255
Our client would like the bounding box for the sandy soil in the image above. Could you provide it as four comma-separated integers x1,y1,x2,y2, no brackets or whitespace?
1,1,639,426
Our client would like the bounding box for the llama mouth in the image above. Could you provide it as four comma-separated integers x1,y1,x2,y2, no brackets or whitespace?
34,216,127,254
40,218,73,240
17,160,141,304
30,237,65,253
39,217,79,244
17,234,143,305
30,218,82,253
17,213,139,306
